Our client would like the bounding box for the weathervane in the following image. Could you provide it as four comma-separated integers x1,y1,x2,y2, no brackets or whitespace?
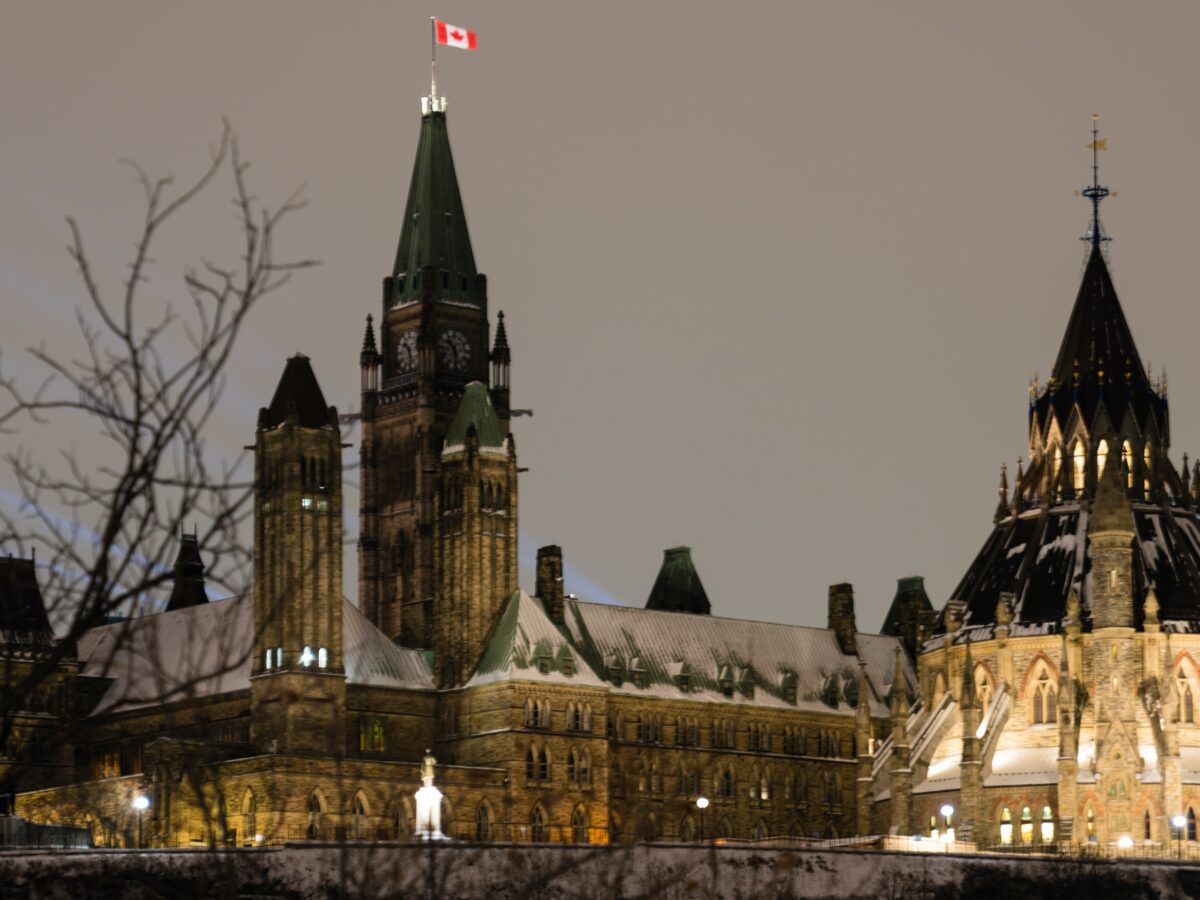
1080,114,1112,246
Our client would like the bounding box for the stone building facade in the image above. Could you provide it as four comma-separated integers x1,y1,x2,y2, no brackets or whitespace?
1,87,916,848
869,167,1200,851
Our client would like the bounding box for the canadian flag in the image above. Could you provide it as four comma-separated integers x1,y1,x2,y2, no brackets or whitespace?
435,20,477,50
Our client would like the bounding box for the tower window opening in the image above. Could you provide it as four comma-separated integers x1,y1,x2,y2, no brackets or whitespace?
1123,441,1133,488
1097,439,1109,479
318,647,328,669
275,647,283,668
264,649,272,671
300,645,315,667
1073,441,1086,491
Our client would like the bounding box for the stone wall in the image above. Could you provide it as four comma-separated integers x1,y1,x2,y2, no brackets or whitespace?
0,843,1195,899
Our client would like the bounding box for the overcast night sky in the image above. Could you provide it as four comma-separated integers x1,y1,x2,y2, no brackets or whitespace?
4,1,1200,631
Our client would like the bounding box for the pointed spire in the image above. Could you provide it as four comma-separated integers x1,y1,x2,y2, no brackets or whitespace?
1182,454,1191,496
0,556,53,641
1144,587,1160,627
994,462,1009,523
491,310,510,362
1091,445,1133,534
361,314,378,360
388,106,478,306
1081,114,1111,248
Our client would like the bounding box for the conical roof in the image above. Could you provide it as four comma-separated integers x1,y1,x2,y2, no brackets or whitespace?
645,547,711,615
260,354,332,429
1034,244,1166,433
391,111,477,303
444,382,505,449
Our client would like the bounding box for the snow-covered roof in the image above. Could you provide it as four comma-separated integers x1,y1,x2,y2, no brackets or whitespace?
468,590,915,716
77,593,432,715
984,746,1059,786
467,591,608,689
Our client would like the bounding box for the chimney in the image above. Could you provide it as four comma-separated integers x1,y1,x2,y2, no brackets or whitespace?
827,582,858,656
536,545,565,625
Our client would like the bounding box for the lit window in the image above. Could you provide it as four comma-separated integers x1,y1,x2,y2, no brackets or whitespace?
300,645,315,667
1020,806,1033,843
1041,805,1054,842
1000,807,1013,844
1073,441,1086,491
275,647,283,668
1097,439,1109,478
318,647,328,669
264,649,272,670
301,497,313,510
1123,441,1133,488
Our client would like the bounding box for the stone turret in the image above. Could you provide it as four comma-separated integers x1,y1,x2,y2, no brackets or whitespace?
887,646,912,833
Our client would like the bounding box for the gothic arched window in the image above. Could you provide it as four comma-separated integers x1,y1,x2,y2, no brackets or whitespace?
571,804,589,844
1189,807,1198,842
1041,805,1054,842
999,807,1012,844
1073,440,1086,491
1031,669,1057,724
307,790,325,839
350,791,369,840
475,801,494,841
1123,441,1134,488
530,804,548,843
1097,439,1110,479
525,745,536,780
538,747,549,781
1020,806,1033,843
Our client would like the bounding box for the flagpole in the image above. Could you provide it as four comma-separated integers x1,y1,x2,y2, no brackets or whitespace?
430,16,438,103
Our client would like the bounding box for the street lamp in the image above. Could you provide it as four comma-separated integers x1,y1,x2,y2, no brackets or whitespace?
1173,814,1187,860
132,795,150,848
1117,834,1134,854
940,804,955,842
696,796,709,843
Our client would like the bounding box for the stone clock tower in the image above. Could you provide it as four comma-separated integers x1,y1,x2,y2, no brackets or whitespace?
359,93,511,647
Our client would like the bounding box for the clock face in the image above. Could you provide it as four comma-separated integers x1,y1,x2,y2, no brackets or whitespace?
438,329,470,371
395,329,418,372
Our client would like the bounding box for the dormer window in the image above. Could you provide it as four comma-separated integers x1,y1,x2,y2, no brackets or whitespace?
781,672,798,705
718,664,734,698
678,674,690,693
537,656,551,675
630,657,647,689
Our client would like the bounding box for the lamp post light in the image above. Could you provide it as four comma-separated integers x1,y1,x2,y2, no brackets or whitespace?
131,795,150,848
696,796,709,843
1174,814,1187,860
940,804,955,843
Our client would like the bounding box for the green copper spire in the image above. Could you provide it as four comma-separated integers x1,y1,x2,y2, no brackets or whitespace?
444,381,505,450
388,109,478,306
